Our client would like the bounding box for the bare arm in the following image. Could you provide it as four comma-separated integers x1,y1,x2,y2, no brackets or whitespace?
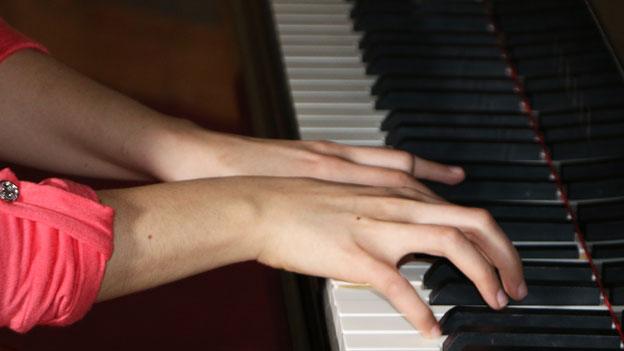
0,50,464,190
97,177,527,337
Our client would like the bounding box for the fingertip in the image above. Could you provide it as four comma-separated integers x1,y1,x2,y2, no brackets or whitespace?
516,281,528,300
447,166,465,184
427,324,442,338
496,289,509,309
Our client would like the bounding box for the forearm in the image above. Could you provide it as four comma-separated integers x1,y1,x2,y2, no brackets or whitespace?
0,49,221,180
95,179,260,300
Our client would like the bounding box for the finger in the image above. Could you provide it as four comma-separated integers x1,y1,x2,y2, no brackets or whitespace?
403,204,526,301
305,141,465,185
312,155,444,200
358,256,441,338
355,219,507,310
412,155,465,185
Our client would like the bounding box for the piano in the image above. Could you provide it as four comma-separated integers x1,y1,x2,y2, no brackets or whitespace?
238,0,624,350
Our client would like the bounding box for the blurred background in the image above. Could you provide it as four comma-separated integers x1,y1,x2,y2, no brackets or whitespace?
0,1,292,350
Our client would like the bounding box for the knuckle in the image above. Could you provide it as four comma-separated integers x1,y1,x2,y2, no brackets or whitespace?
472,208,497,228
310,140,338,153
305,154,335,176
439,227,466,250
389,171,413,186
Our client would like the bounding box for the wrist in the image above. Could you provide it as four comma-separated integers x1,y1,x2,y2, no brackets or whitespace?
140,116,238,182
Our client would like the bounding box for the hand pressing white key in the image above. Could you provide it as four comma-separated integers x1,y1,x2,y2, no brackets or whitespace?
98,177,528,338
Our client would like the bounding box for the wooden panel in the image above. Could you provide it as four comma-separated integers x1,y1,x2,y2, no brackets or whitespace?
0,0,244,132
591,0,624,70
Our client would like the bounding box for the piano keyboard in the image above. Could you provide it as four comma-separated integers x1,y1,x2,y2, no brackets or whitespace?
270,0,624,349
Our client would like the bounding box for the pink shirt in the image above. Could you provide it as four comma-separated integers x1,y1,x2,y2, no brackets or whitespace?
0,20,114,333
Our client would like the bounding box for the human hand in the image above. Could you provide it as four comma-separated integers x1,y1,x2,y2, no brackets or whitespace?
99,176,525,337
155,129,464,197
241,177,526,338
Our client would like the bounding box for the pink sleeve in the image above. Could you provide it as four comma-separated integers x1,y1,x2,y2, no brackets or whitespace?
0,17,48,63
0,168,114,333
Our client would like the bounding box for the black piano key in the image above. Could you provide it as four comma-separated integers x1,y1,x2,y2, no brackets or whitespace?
546,122,624,143
591,243,624,259
550,138,624,160
398,141,542,162
360,31,499,49
429,281,601,305
386,126,533,145
584,220,624,242
440,306,613,334
525,73,623,93
494,0,585,14
561,158,624,181
538,109,624,128
479,203,568,221
500,221,575,241
577,199,624,221
463,347,617,351
351,0,412,18
443,329,621,351
568,178,624,200
423,260,592,289
602,261,624,285
367,57,508,77
381,111,528,130
426,180,558,201
363,44,502,63
515,244,580,259
372,76,515,96
377,91,520,113
610,285,624,305
505,28,598,47
532,89,624,113
461,163,552,181
497,11,593,33
354,14,490,32
511,41,605,60
516,53,616,77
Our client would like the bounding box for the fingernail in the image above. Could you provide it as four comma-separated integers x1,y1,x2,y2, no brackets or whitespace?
497,289,508,308
517,282,528,299
429,325,442,338
449,166,463,175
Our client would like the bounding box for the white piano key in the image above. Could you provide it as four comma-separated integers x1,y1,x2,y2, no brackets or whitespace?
277,23,354,35
275,14,350,25
297,116,383,128
294,102,378,114
289,78,375,91
333,285,431,302
286,67,368,79
337,300,451,318
329,139,386,146
292,91,373,103
341,316,421,333
282,45,361,57
299,128,385,142
272,3,351,14
279,34,360,46
344,334,444,350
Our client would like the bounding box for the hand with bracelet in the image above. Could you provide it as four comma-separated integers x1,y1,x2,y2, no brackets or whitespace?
0,39,527,336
